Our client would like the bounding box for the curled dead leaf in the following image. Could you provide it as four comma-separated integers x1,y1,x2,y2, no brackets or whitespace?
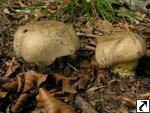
90,59,99,68
5,57,19,78
11,93,29,113
74,74,90,90
1,79,18,92
53,73,76,94
62,79,76,94
96,19,113,33
0,91,7,98
120,96,136,107
17,73,24,92
140,92,150,99
23,70,47,93
58,0,70,9
36,88,76,113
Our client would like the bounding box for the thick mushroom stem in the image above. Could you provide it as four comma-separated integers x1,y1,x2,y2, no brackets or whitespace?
111,60,138,77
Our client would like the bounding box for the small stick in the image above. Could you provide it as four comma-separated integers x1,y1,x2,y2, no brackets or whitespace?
140,92,150,99
80,45,95,52
75,95,98,113
77,32,102,38
67,63,79,73
121,96,136,107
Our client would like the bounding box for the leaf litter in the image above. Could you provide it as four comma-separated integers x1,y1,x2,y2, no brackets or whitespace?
0,0,150,113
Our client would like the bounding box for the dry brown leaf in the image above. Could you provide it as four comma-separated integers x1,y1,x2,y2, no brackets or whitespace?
0,91,7,98
47,7,58,13
36,88,76,113
62,79,76,94
11,93,28,113
96,19,113,33
1,79,18,92
113,23,131,31
74,74,90,90
15,1,27,7
123,23,130,31
23,70,47,93
140,92,150,99
53,73,76,94
95,70,109,86
22,71,35,93
58,0,70,9
120,96,136,107
34,10,44,20
31,108,44,113
17,73,24,92
90,59,99,68
5,57,19,78
47,0,70,13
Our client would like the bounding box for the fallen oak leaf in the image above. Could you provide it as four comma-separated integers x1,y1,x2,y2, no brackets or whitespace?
11,93,29,113
58,0,70,9
53,73,77,94
23,70,48,93
31,108,44,113
5,57,19,78
90,59,99,68
63,79,77,94
0,91,7,98
119,95,136,107
15,1,27,7
36,88,76,113
96,19,113,33
22,71,35,93
17,73,24,92
74,74,90,90
140,92,150,99
1,70,48,93
123,23,130,31
1,79,18,92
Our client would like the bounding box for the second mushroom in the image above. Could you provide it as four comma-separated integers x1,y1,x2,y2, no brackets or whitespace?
95,30,146,77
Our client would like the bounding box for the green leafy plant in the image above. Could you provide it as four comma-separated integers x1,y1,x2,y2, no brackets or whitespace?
15,0,142,23
93,0,116,21
62,0,116,21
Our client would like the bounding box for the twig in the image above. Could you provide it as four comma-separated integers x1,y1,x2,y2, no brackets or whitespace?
121,96,136,107
77,32,102,38
80,45,95,52
74,95,98,113
88,1,99,20
140,92,150,99
67,63,79,73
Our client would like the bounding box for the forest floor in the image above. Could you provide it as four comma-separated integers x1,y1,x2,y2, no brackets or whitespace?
0,0,150,113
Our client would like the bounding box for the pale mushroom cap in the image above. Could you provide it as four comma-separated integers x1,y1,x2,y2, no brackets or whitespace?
13,21,80,66
95,30,146,68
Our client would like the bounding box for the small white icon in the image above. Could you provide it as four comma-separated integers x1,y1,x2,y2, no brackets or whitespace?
137,100,150,113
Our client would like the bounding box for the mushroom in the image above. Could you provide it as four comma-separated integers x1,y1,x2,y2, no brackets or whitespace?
95,30,146,76
13,20,80,66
